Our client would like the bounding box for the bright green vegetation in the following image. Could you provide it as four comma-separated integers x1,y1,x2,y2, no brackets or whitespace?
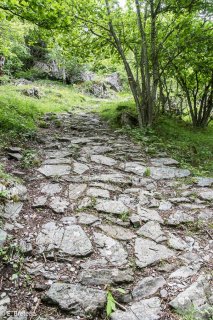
99,101,213,177
0,80,98,144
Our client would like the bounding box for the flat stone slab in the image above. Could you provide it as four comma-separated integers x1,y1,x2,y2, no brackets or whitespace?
69,183,87,200
135,238,175,268
77,213,101,225
38,165,71,177
40,183,62,195
137,221,166,242
167,233,188,250
169,264,201,278
132,276,166,299
43,283,106,318
138,207,163,223
150,167,190,180
199,190,213,201
73,162,89,174
195,177,213,187
95,200,129,215
167,211,194,225
79,268,134,286
94,232,128,266
86,187,110,198
91,155,117,166
122,162,146,176
0,202,23,220
169,274,212,314
36,222,93,256
150,158,179,166
86,173,131,184
99,224,136,241
48,197,69,213
111,297,161,320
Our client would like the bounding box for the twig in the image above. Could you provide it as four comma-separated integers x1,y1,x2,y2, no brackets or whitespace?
114,300,127,312
42,253,47,263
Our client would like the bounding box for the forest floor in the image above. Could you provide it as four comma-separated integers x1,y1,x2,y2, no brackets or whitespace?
0,106,212,320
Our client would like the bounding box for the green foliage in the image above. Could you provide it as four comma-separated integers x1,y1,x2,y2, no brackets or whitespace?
0,243,24,276
106,291,116,317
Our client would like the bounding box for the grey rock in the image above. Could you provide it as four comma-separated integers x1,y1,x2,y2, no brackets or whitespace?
77,213,100,225
167,211,194,225
99,224,136,241
41,183,62,195
132,276,166,299
1,202,23,220
167,233,188,251
106,72,122,92
49,197,69,213
86,173,131,184
0,229,7,247
122,162,146,176
8,152,22,161
43,283,106,318
9,184,28,201
130,214,141,227
150,158,179,166
137,221,166,242
79,268,134,286
199,190,213,201
32,195,47,208
91,155,117,166
138,207,163,223
195,177,213,187
135,238,175,268
36,222,93,257
86,187,110,198
94,232,128,266
95,200,129,215
69,183,87,200
169,274,212,313
73,162,89,174
150,167,190,180
60,216,77,225
38,164,71,177
0,295,10,318
111,297,161,320
169,264,201,278
159,201,172,211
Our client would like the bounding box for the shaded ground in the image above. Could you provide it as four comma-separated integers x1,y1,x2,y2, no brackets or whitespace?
0,111,212,320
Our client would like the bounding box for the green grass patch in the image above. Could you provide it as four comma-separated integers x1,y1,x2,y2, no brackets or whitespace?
0,80,100,146
98,100,213,177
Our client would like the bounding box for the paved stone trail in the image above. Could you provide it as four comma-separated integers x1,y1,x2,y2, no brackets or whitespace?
0,112,212,320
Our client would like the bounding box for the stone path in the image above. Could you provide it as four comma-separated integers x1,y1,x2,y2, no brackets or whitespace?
0,112,212,320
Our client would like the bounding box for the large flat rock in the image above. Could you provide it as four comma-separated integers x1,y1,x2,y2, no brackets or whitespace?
36,222,93,257
169,274,212,315
43,283,106,318
38,164,71,177
94,232,128,266
99,224,136,241
91,155,117,166
79,268,134,286
111,297,161,320
135,238,175,268
95,200,129,215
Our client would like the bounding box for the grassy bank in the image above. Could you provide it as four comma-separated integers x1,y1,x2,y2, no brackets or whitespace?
98,100,213,177
0,80,98,145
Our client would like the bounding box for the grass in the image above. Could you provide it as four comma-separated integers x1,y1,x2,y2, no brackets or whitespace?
98,99,213,177
0,79,100,146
